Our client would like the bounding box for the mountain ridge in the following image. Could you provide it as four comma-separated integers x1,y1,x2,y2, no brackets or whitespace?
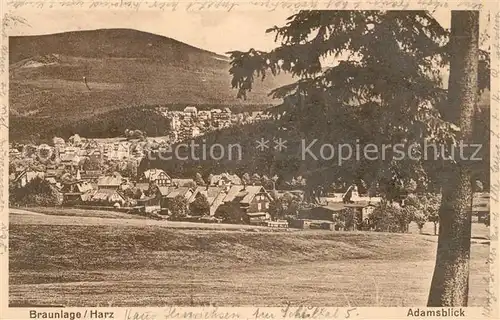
9,28,291,141
9,28,230,63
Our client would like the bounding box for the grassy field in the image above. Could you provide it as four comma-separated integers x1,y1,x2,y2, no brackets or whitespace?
10,208,271,230
22,207,149,220
9,209,490,307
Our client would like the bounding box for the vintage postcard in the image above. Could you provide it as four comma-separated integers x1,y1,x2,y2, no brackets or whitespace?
0,0,499,319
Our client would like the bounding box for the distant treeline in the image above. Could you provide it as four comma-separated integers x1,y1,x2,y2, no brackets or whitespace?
9,103,275,143
10,103,275,143
10,108,171,143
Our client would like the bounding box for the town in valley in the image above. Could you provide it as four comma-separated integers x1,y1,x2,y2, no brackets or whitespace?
6,9,493,309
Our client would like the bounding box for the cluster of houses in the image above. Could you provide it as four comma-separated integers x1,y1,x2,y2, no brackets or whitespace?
10,162,491,228
158,106,272,143
11,158,393,227
9,107,274,175
10,131,490,228
10,136,142,166
11,166,278,224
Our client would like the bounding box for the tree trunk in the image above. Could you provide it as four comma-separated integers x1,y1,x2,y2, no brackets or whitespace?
427,11,478,307
433,222,438,236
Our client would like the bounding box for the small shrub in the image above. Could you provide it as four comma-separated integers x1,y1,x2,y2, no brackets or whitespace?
369,201,409,233
189,194,210,216
168,195,189,218
333,208,358,231
215,202,248,224
10,177,62,207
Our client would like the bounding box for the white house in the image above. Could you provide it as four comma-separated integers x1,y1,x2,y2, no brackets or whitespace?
184,106,198,117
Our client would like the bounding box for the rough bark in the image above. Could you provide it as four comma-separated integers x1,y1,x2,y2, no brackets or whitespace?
427,11,479,307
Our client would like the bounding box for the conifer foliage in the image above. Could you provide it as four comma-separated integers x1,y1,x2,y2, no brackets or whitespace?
229,10,489,307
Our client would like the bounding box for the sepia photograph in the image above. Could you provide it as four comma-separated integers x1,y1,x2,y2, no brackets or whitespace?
3,6,495,313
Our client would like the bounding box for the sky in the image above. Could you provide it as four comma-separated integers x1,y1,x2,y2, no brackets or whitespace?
10,11,293,54
9,10,489,55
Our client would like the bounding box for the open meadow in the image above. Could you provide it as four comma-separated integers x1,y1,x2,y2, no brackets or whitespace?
9,208,490,307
